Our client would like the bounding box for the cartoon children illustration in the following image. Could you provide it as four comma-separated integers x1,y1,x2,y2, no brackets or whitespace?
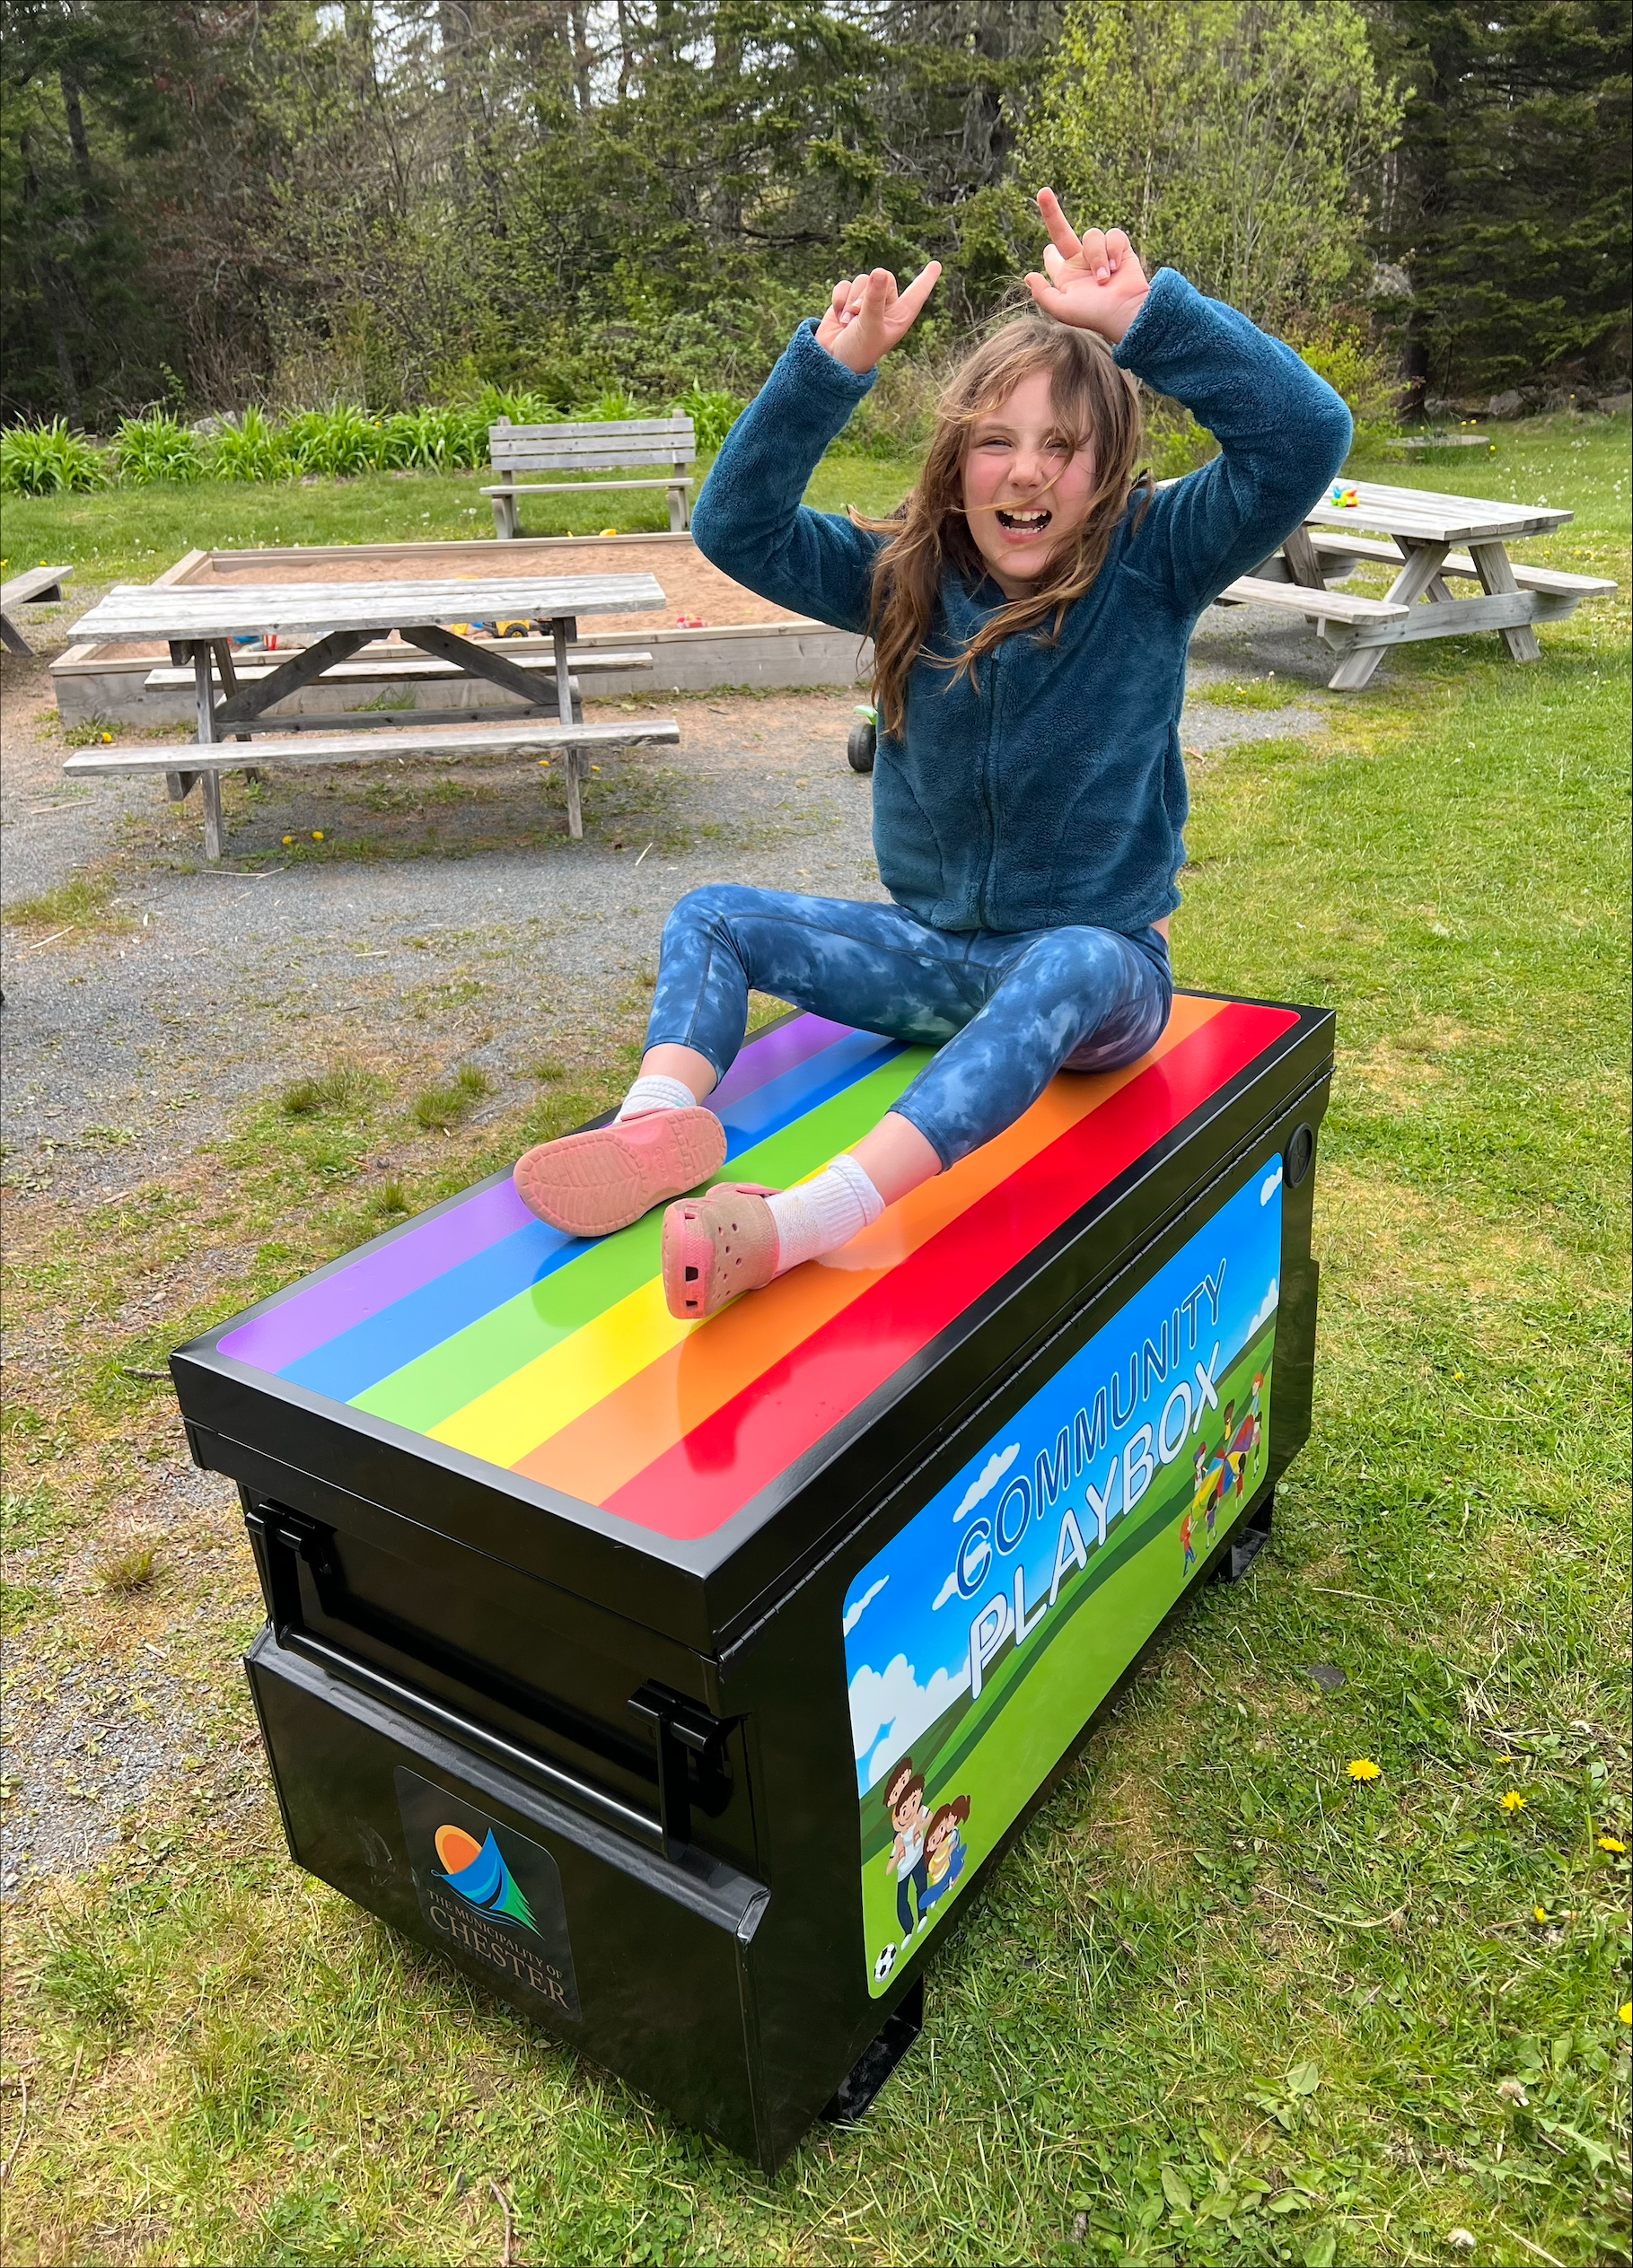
915,1795,971,1928
882,1758,931,1938
1249,1371,1265,1472
1181,1508,1196,1572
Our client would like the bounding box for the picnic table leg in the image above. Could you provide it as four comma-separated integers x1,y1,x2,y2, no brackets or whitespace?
1468,541,1543,662
192,645,225,861
0,614,32,658
552,616,584,840
1326,538,1451,691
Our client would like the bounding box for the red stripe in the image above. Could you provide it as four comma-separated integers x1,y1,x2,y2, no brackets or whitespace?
602,1002,1297,1539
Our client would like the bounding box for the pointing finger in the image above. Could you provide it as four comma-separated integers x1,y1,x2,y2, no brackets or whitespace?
894,259,942,322
1036,187,1082,261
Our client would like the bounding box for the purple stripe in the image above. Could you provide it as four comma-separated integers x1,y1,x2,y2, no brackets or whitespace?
712,1013,851,1104
217,1012,845,1372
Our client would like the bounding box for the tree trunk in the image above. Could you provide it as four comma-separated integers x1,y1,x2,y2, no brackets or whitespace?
59,72,100,218
21,129,83,425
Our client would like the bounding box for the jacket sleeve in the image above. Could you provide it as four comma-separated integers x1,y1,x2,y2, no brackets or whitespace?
1114,267,1354,617
689,320,886,636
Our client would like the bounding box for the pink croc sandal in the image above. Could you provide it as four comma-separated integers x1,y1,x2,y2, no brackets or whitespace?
663,1183,780,1319
514,1107,726,1239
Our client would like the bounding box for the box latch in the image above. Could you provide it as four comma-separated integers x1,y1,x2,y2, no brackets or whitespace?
628,1684,730,1861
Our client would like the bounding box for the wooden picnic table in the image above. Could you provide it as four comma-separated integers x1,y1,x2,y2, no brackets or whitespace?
64,573,678,855
1,564,74,656
1254,478,1613,689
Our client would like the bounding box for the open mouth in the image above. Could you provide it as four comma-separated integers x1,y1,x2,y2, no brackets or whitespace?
995,506,1052,537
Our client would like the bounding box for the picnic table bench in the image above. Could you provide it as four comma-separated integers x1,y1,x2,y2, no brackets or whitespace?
484,416,695,539
1,564,74,656
63,574,678,856
1227,478,1614,688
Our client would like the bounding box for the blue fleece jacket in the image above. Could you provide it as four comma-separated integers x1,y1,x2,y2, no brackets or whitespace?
691,267,1352,935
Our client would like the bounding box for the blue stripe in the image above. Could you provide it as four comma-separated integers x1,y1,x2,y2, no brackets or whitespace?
279,1029,904,1404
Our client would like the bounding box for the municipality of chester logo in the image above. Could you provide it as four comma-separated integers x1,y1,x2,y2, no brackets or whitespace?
433,1824,537,1931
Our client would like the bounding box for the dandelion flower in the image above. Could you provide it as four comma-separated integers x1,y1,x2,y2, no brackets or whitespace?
1533,1905,1549,1923
1598,1835,1627,1854
1348,1758,1382,1782
1620,2003,1631,2026
282,835,294,845
312,830,324,841
1501,1791,1526,1812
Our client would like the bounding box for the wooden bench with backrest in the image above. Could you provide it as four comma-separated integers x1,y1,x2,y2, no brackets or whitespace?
1,564,74,657
483,416,696,538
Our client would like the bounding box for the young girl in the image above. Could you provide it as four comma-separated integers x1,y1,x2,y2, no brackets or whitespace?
514,190,1351,1319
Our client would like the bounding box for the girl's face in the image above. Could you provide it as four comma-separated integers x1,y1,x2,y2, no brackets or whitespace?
961,368,1097,597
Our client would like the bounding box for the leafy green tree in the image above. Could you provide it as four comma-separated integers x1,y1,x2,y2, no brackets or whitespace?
1024,0,1401,336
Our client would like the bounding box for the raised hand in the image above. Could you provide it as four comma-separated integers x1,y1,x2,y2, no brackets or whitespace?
1024,189,1149,345
814,261,942,375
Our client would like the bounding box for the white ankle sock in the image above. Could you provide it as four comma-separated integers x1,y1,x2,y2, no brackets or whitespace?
768,1153,884,1273
618,1073,698,1120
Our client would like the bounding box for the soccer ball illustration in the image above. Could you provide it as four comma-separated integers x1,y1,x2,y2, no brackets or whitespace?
874,1941,899,1983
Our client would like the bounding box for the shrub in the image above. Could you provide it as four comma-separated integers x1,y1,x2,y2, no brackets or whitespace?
112,412,205,485
671,383,743,452
380,406,456,469
1298,328,1400,447
0,416,106,495
282,404,384,477
207,406,290,482
577,387,641,423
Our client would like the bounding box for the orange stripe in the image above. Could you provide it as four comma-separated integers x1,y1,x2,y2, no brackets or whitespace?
512,995,1224,1502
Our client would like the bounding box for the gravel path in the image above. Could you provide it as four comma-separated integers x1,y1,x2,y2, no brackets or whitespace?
0,586,1332,1896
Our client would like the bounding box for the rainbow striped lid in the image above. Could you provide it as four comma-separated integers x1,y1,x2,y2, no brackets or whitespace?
213,994,1298,1545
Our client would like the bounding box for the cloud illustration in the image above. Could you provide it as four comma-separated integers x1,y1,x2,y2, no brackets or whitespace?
932,1567,961,1611
953,1440,1018,1522
841,1577,888,1638
1247,1275,1279,1336
849,1651,972,1782
1260,1161,1284,1204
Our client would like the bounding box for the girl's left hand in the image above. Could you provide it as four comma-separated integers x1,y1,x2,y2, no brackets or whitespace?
1024,189,1150,344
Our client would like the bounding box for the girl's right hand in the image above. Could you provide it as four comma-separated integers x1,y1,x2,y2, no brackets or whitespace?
815,262,942,374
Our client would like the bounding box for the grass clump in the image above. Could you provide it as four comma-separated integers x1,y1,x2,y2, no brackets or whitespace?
529,1056,566,1082
96,1541,159,1594
1194,674,1304,710
377,1178,410,1215
411,1063,494,1130
3,870,129,934
279,1063,377,1118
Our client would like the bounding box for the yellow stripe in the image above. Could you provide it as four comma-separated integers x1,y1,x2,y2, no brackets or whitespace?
429,1274,691,1466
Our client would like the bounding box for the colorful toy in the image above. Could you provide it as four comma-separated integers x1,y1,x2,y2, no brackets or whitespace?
1330,483,1359,508
675,611,705,628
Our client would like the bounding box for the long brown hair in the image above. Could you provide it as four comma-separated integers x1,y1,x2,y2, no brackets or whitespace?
859,318,1149,738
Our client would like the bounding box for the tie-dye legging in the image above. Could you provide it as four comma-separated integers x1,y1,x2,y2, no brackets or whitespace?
645,885,1173,1169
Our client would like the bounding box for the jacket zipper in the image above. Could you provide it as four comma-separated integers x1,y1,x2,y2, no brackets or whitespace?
978,640,1002,927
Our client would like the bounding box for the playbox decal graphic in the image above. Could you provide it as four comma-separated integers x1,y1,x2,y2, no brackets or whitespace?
395,1768,581,2020
845,1168,1282,1993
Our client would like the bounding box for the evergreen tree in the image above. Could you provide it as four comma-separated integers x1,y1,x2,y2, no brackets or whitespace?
1365,0,1632,398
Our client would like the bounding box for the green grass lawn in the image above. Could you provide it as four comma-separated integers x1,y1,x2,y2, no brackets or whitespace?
0,451,922,584
1,420,1629,2265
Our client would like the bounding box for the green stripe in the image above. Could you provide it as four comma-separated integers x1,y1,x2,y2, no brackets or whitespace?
352,1049,931,1432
